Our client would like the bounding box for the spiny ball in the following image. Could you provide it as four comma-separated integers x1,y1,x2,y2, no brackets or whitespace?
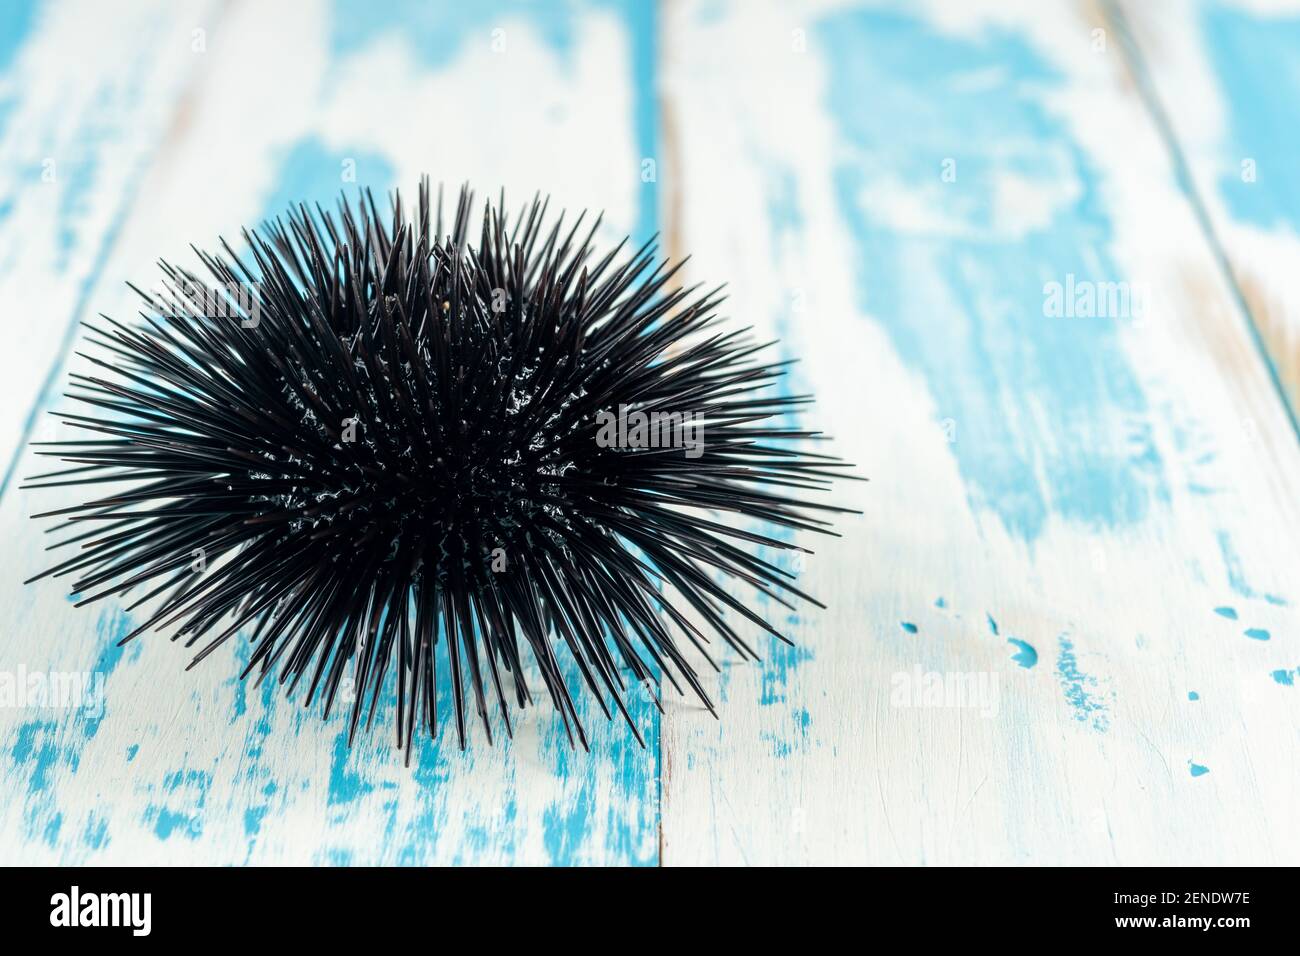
25,180,854,759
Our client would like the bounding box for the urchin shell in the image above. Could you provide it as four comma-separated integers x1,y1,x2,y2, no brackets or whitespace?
25,180,854,757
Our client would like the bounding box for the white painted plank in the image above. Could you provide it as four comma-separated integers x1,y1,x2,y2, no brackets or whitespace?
0,0,659,866
0,0,216,477
1115,0,1300,417
658,0,1300,865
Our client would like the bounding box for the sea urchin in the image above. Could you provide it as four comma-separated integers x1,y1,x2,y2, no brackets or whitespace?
24,180,854,759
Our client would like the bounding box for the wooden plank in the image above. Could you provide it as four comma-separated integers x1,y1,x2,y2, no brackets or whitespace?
0,0,217,483
0,0,660,865
659,0,1300,864
1114,0,1300,422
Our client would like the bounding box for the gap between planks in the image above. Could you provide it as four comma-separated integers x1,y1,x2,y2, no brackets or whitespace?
1101,0,1300,445
0,0,231,500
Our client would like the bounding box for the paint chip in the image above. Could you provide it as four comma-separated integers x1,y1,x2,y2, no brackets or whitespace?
1213,606,1238,620
900,621,918,634
1270,669,1295,686
1244,628,1270,641
1007,638,1037,669
1188,761,1210,778
1055,637,1109,732
1187,691,1199,701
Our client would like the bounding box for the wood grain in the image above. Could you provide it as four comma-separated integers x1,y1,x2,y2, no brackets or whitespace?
0,0,217,481
658,0,1300,865
1114,0,1300,422
0,0,660,866
2,0,1298,867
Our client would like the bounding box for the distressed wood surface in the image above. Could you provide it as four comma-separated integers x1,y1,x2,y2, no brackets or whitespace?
658,0,1300,865
1,0,1298,866
0,0,218,489
1114,0,1300,421
0,0,659,866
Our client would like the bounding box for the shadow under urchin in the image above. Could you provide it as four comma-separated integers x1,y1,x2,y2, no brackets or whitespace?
24,179,856,761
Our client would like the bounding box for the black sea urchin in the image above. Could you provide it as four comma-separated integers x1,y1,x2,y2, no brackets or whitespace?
24,180,855,757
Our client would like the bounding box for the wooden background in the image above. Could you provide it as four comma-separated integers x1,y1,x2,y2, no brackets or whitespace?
0,0,1297,865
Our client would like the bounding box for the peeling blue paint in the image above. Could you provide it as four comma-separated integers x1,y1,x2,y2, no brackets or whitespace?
901,621,918,634
818,9,1167,542
146,806,197,841
1270,669,1295,686
12,720,59,795
323,847,354,866
0,0,35,75
1216,531,1259,599
327,729,375,807
260,136,395,234
83,815,109,850
1213,606,1238,620
42,810,62,847
244,805,269,837
141,768,211,842
1007,638,1037,669
758,628,814,707
1187,691,1199,701
795,707,811,733
1055,637,1108,731
1188,761,1210,778
625,0,658,245
330,0,581,66
1244,628,1270,641
1203,5,1300,233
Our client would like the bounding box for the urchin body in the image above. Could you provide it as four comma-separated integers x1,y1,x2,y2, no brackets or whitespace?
26,181,852,758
